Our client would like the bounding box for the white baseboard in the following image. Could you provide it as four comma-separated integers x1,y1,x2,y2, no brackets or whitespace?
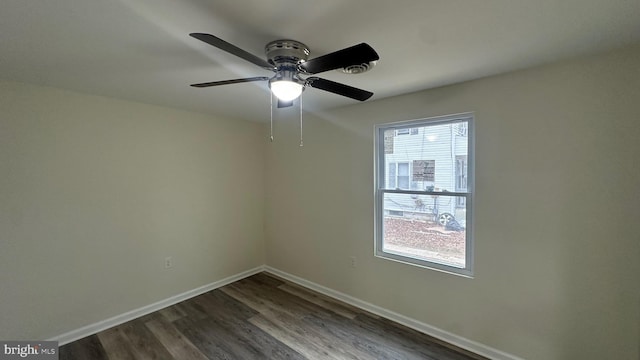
49,266,265,346
265,266,523,360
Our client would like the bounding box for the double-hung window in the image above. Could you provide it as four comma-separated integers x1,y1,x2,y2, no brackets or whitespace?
374,113,474,276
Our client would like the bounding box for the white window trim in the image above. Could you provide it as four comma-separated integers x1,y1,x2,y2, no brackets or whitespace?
374,113,475,277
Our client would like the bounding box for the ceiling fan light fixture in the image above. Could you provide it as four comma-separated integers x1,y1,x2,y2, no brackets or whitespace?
189,33,379,106
270,79,303,101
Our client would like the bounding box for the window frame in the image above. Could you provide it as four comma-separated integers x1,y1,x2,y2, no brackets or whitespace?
374,113,475,277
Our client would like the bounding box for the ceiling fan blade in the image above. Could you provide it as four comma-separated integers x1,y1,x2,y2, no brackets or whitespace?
191,77,270,88
299,43,379,74
306,77,373,101
277,99,294,108
190,33,275,71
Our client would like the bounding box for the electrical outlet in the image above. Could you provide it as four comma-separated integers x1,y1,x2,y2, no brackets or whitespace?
350,256,357,268
165,256,173,269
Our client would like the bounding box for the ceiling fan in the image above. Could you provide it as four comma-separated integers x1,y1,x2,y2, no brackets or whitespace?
189,33,380,108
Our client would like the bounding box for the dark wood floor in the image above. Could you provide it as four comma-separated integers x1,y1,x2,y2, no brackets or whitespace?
60,272,486,360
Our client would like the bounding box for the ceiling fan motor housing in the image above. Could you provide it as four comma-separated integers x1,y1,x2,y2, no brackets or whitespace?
265,40,310,68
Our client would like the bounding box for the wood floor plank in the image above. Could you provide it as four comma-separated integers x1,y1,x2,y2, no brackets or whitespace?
249,271,286,287
249,313,338,359
197,290,259,320
118,318,174,360
245,275,356,320
353,312,484,360
225,282,378,359
176,309,305,360
172,300,209,321
96,326,137,360
172,315,243,360
159,305,187,322
144,317,209,360
277,282,361,320
192,291,305,359
59,335,108,360
300,311,428,360
261,271,359,315
222,277,334,321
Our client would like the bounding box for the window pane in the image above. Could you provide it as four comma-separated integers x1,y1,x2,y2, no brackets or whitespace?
388,162,396,189
397,163,409,189
383,121,468,192
382,193,467,268
397,163,409,176
398,176,409,189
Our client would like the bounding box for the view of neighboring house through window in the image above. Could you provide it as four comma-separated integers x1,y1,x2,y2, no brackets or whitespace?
375,113,474,276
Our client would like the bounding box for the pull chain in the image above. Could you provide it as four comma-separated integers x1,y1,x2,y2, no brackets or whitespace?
269,92,274,142
299,92,304,147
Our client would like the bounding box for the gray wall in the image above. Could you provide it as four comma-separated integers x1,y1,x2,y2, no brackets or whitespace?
264,45,640,359
0,82,266,340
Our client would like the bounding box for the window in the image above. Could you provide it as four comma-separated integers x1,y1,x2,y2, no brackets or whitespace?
396,128,419,135
375,113,474,276
388,162,410,189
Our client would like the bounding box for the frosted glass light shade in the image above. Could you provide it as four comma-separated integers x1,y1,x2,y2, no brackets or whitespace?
270,80,303,101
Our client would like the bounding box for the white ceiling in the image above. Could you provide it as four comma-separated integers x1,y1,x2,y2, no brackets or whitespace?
1,0,639,122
